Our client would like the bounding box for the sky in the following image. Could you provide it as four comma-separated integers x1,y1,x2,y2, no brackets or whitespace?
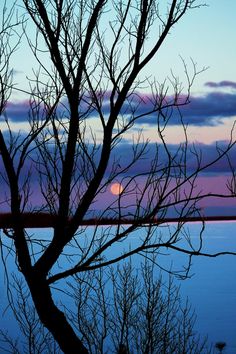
0,0,236,216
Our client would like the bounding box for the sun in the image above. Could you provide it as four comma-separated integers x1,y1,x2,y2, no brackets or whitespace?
110,182,124,195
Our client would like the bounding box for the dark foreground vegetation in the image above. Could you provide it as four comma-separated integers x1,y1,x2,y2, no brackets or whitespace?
1,212,236,228
0,262,212,353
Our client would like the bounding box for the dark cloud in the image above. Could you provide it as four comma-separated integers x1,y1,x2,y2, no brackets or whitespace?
1,128,233,182
0,100,67,123
180,92,236,125
132,91,236,126
1,101,29,122
2,83,236,126
205,81,236,89
108,141,236,176
0,137,234,213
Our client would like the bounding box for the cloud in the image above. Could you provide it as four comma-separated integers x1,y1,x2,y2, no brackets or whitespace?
1,128,233,183
180,92,236,125
205,81,236,89
0,100,68,123
1,83,236,126
131,91,236,126
0,136,234,213
107,141,236,176
96,83,236,127
0,101,30,122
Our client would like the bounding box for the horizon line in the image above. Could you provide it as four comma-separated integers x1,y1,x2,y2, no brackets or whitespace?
0,212,236,229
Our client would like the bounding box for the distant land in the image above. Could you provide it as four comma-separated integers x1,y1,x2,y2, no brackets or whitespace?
0,213,236,229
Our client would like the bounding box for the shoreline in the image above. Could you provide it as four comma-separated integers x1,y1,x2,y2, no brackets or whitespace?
0,213,236,229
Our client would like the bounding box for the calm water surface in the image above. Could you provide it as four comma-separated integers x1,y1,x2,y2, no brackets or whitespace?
0,222,236,353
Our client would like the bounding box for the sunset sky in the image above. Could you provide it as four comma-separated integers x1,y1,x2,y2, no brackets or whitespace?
1,0,236,216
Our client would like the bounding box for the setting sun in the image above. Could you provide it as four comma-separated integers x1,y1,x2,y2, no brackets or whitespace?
110,182,124,195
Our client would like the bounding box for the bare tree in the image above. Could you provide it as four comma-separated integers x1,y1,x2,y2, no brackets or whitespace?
73,261,212,354
0,276,60,354
0,1,235,353
0,262,212,353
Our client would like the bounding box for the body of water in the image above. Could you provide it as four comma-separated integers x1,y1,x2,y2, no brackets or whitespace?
178,222,236,353
0,221,236,353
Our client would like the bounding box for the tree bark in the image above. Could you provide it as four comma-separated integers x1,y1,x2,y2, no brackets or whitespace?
28,274,88,354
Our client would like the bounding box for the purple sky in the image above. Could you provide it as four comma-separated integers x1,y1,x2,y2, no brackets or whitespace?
1,81,236,217
1,1,236,217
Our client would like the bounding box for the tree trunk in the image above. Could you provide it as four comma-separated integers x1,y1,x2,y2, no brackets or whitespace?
28,274,88,354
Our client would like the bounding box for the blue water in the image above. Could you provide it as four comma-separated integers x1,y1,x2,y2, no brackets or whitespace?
178,222,236,353
1,222,236,353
